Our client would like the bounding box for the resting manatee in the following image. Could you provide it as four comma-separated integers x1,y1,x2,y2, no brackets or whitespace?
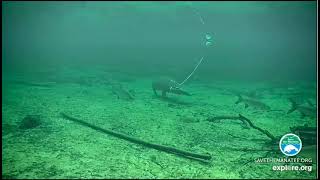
152,77,191,97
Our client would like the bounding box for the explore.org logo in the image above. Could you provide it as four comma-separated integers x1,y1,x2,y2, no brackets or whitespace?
279,133,302,156
254,133,312,172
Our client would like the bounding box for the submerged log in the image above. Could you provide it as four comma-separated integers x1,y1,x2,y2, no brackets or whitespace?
60,112,212,162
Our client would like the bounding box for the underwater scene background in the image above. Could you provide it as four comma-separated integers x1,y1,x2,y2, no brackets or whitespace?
2,1,317,179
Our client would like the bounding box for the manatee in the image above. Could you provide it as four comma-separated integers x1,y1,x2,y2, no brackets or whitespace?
152,77,191,97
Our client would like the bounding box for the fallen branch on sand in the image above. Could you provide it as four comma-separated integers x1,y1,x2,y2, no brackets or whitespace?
207,115,250,129
207,114,276,141
60,112,212,163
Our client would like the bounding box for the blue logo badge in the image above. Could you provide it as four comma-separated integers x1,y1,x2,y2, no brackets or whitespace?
279,133,302,156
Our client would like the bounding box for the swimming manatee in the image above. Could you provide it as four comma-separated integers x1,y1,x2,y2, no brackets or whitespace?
152,77,191,97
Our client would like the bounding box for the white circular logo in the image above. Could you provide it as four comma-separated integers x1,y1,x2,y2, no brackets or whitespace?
279,133,302,156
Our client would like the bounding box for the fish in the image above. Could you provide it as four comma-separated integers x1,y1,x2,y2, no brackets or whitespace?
152,77,191,97
235,95,270,110
111,84,134,101
287,94,316,107
287,98,316,118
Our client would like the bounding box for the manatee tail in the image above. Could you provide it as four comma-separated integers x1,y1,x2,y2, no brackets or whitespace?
287,98,298,114
235,94,243,104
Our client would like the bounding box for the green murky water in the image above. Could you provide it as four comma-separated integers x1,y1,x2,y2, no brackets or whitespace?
2,1,317,179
